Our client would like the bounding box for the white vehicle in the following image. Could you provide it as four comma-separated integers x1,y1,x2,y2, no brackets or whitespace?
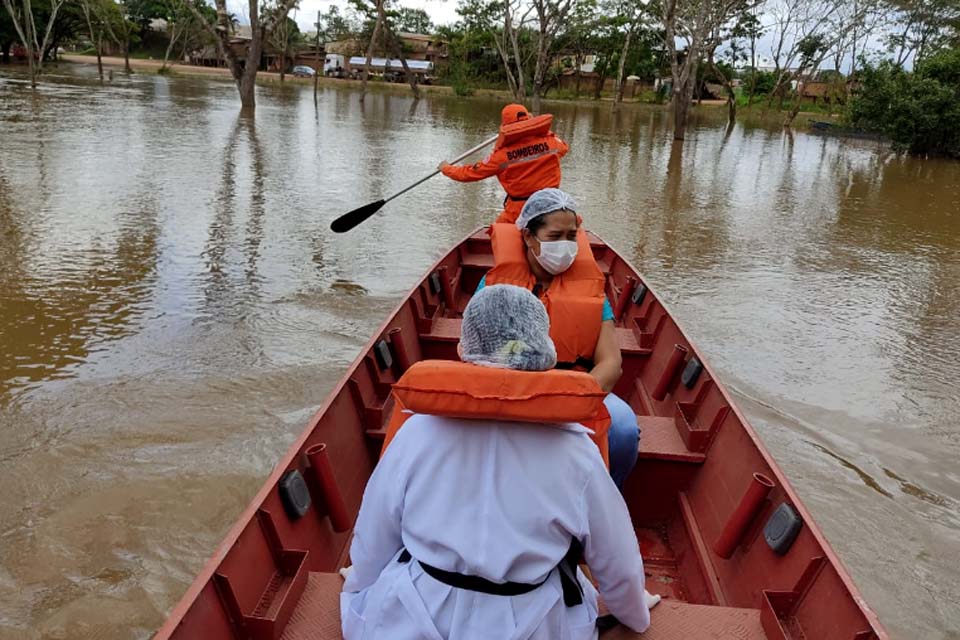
324,54,347,78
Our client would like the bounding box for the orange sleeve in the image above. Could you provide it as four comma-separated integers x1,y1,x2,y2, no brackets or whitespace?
441,152,502,182
552,133,570,158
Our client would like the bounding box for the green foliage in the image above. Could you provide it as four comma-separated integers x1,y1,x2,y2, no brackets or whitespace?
743,69,777,95
315,5,354,43
393,7,432,34
125,0,167,37
847,49,960,158
452,78,474,96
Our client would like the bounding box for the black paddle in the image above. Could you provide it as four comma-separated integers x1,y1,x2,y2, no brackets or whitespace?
330,133,500,233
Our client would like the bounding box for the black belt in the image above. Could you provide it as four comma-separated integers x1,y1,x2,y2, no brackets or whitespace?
399,540,583,605
504,194,531,202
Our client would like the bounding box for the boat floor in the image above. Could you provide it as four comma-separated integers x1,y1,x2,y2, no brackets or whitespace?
281,527,767,640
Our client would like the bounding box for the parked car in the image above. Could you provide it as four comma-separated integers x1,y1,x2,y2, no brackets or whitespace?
291,65,315,78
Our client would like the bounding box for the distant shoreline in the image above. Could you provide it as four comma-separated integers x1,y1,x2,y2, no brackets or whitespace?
8,55,842,123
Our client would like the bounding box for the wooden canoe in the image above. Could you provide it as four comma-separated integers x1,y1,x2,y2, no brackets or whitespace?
154,228,888,640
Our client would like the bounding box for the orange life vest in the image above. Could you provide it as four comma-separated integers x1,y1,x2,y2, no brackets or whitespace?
485,224,605,368
496,114,554,148
440,114,569,225
381,360,611,466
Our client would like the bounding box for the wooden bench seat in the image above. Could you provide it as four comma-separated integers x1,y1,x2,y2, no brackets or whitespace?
459,251,612,276
638,416,706,464
419,318,647,357
281,573,766,640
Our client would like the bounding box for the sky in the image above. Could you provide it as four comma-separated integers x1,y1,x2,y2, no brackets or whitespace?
256,0,463,33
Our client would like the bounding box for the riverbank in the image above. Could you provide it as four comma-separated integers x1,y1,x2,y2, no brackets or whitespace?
50,55,841,124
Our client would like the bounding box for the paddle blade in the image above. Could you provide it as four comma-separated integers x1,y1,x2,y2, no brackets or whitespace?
330,199,386,233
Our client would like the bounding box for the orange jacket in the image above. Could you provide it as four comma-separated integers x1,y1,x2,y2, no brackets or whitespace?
441,129,569,224
381,360,611,466
485,224,605,368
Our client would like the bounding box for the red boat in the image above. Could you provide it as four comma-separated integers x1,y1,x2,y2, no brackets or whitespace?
155,228,888,640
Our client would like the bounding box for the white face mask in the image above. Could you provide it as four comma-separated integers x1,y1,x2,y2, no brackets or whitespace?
534,239,578,275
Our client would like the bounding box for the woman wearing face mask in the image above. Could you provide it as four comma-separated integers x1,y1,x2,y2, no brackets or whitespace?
477,188,639,490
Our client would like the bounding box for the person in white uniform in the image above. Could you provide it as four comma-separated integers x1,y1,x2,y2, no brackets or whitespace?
341,284,659,640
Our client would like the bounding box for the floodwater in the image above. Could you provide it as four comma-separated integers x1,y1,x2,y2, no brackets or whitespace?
1,63,958,639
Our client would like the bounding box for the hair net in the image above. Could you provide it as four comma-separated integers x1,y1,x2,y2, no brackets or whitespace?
516,188,578,230
460,284,557,371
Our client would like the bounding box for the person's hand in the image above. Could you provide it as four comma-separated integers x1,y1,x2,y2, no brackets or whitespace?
645,589,661,609
438,161,451,171
339,565,353,580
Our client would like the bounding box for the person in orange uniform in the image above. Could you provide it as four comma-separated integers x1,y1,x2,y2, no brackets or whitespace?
438,104,570,224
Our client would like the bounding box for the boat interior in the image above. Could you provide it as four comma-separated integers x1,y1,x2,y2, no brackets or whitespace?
158,229,884,640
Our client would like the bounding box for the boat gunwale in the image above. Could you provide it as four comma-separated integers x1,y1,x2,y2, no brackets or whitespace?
155,226,888,639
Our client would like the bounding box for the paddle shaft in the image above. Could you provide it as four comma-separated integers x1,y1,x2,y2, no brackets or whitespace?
382,133,499,206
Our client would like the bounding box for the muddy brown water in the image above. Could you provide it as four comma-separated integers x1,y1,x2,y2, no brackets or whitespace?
1,64,958,639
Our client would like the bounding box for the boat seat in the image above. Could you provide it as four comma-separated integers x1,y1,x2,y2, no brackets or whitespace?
459,252,494,270
419,318,645,355
601,600,766,639
459,252,611,276
280,573,766,640
638,416,705,464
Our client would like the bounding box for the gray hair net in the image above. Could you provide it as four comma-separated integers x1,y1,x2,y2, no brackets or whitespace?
460,284,557,371
516,188,578,230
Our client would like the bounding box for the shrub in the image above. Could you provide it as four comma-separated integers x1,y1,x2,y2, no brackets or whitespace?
847,49,960,158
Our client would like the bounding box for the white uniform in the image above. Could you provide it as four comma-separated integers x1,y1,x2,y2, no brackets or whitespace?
341,414,651,640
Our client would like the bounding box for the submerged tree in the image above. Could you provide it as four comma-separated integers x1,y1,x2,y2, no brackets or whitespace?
187,0,300,110
659,0,757,140
1,0,66,87
356,0,420,102
529,0,574,112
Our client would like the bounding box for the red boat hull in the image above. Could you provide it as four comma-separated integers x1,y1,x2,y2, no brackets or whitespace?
155,229,887,640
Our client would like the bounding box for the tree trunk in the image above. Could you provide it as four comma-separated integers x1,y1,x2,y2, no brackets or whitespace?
386,24,420,99
532,43,547,112
360,0,383,103
709,57,735,126
574,51,582,96
614,28,633,109
95,38,103,80
532,45,547,112
162,23,179,71
81,1,104,81
313,9,320,99
239,64,256,108
123,40,131,73
507,6,527,101
27,42,36,87
783,97,802,127
1,40,10,64
673,87,690,140
672,58,697,141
